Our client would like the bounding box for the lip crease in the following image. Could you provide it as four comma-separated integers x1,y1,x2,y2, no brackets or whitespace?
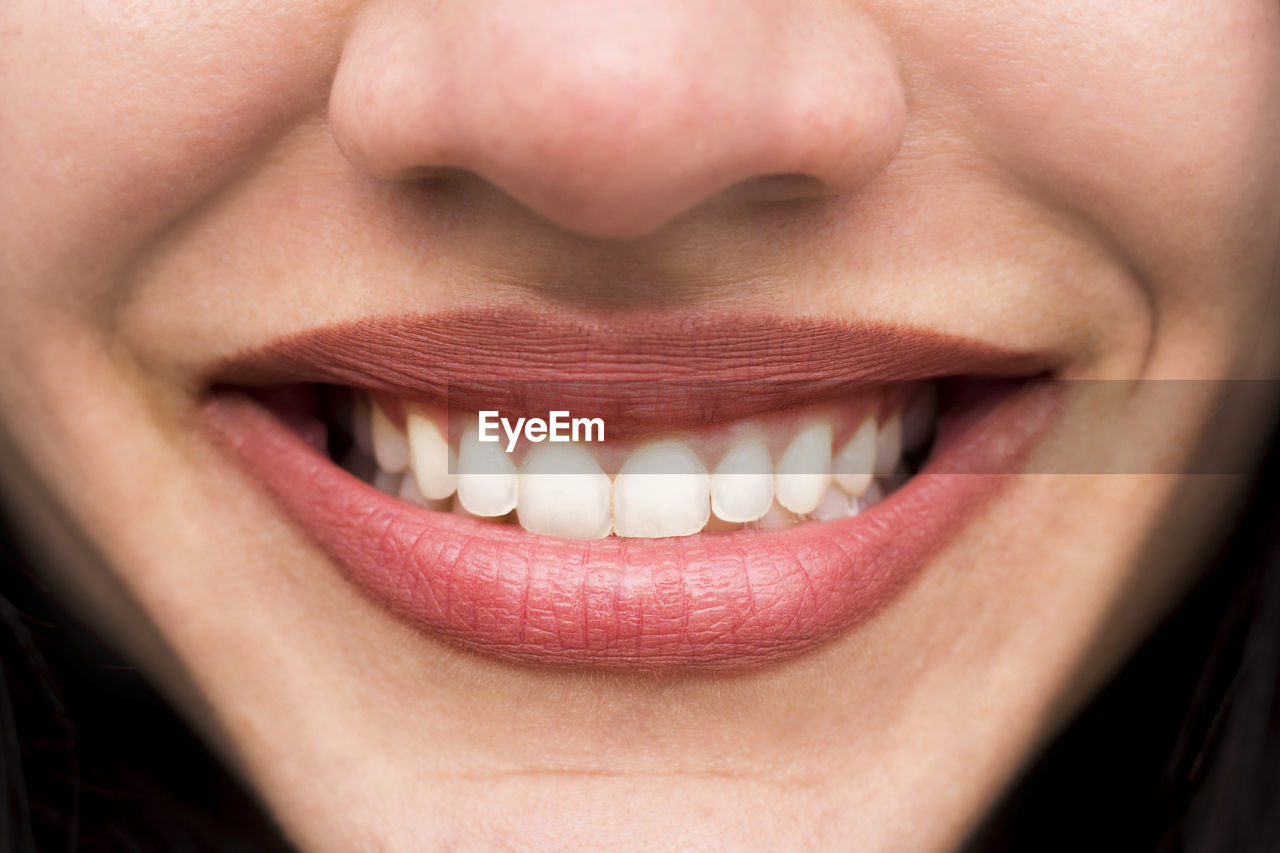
203,311,1061,671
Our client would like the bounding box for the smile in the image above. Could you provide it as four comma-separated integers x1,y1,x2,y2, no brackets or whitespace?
202,310,1061,671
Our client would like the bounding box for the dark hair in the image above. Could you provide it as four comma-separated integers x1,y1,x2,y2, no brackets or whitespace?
0,532,293,851
2,429,1279,852
967,415,1280,852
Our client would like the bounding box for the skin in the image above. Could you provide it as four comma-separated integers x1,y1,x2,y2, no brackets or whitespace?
2,1,1279,850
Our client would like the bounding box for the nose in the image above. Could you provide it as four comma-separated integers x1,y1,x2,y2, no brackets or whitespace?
329,0,906,240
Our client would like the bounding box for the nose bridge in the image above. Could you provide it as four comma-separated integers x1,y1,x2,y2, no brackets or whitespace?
330,0,907,239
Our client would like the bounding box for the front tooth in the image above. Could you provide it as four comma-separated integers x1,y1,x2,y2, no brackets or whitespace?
407,410,457,499
516,443,612,539
833,418,876,496
710,437,774,523
613,441,710,538
774,422,833,515
456,429,518,517
873,413,902,476
371,402,410,473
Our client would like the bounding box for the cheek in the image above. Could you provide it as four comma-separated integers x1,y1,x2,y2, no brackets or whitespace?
0,1,347,316
900,1,1280,315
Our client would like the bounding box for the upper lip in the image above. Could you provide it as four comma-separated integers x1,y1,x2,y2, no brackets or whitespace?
209,308,1052,429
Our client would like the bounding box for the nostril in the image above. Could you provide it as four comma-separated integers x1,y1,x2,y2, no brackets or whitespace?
724,173,831,205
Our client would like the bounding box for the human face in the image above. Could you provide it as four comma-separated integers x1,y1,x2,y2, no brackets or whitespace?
2,1,1278,850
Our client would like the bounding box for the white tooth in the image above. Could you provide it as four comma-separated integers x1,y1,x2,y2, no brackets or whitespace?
874,413,902,476
902,385,937,452
811,485,860,521
407,410,457,500
371,402,410,473
774,422,833,515
613,441,710,538
710,437,774,523
516,443,612,539
373,469,403,496
833,418,876,496
396,470,452,511
859,481,886,509
450,495,486,518
456,429,518,517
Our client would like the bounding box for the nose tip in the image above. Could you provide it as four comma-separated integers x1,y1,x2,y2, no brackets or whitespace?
329,1,907,240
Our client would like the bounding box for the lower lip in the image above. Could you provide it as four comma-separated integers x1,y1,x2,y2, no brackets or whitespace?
204,381,1059,671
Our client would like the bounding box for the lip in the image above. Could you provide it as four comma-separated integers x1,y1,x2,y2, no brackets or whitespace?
203,312,1061,671
212,309,1049,431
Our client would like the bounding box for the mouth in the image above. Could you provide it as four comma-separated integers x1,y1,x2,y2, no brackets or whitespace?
202,310,1061,671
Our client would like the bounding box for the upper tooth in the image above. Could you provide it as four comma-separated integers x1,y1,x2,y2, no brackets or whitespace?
833,418,876,496
710,437,774,523
613,441,710,538
368,393,913,537
516,443,612,539
774,422,833,515
371,403,410,473
456,429,518,517
407,410,457,500
873,412,902,476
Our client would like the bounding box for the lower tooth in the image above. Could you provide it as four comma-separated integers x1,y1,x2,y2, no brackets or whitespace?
613,442,710,538
516,443,613,540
